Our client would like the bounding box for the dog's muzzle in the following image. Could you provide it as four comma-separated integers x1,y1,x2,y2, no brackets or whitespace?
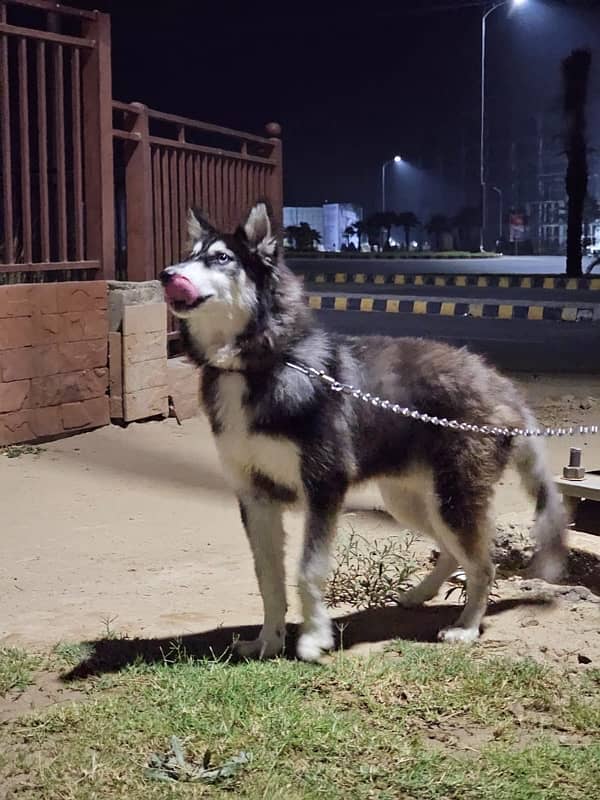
160,269,212,310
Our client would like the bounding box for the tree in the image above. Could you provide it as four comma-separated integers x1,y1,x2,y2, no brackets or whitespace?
365,212,400,249
395,211,420,251
426,214,452,251
284,225,298,249
284,222,321,251
452,207,480,252
343,224,355,248
351,220,368,250
562,48,592,277
363,214,384,250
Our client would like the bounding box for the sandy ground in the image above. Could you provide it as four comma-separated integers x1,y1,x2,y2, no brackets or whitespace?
2,372,599,672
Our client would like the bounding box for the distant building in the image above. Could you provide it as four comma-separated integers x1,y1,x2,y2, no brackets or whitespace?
528,155,600,255
283,206,324,241
486,112,600,254
284,203,363,251
322,203,362,251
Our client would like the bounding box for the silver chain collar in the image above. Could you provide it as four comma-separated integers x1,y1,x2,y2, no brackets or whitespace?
285,361,599,439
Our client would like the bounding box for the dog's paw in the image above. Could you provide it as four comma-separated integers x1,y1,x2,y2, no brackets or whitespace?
437,626,480,645
296,624,334,662
396,589,428,608
234,634,284,660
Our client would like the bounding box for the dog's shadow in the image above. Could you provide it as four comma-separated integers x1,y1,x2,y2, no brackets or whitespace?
63,596,550,681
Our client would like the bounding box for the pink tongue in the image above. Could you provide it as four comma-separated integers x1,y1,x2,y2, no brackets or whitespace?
164,275,200,305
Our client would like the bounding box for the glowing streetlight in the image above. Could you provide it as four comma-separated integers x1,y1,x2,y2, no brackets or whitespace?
382,155,403,211
480,0,527,251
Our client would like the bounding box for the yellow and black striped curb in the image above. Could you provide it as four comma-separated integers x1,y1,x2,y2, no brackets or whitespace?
306,293,598,322
298,272,600,291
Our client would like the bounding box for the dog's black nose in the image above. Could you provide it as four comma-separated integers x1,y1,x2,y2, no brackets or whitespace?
159,269,173,286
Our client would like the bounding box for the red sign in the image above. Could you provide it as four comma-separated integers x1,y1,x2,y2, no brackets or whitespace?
509,213,526,242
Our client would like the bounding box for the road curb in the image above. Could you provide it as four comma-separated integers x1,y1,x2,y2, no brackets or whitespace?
299,272,600,291
307,293,599,323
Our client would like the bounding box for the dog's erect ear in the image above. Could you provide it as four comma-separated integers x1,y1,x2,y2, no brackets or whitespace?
187,208,215,249
241,202,277,261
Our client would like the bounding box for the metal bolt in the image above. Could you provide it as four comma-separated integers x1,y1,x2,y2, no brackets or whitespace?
563,447,585,480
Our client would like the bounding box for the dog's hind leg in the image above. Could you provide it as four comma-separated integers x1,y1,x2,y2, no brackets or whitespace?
433,513,496,645
378,477,458,606
399,549,458,607
296,500,343,662
235,497,287,659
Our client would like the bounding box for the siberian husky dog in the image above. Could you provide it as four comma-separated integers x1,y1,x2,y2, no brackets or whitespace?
160,202,566,662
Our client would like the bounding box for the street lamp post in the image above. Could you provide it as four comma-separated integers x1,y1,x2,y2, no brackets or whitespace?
480,0,525,252
381,155,402,212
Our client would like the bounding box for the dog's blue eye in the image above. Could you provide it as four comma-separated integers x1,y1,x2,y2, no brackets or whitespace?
216,253,230,264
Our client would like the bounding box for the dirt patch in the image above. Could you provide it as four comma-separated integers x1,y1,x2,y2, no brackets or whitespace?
0,670,90,723
408,711,592,755
1,372,599,674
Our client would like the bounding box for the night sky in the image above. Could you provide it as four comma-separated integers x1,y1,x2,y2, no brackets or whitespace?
73,0,600,216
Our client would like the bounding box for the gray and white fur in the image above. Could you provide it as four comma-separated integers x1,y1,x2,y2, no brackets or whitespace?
160,202,567,661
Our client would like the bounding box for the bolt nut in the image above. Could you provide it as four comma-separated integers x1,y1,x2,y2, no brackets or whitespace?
563,465,585,480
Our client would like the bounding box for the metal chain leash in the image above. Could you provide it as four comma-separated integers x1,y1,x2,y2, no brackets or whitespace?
285,361,599,439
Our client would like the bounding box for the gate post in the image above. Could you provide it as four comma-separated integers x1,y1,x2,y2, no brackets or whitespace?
265,122,283,229
81,11,115,279
123,103,155,281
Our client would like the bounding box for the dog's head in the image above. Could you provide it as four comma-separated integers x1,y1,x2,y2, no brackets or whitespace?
160,202,278,324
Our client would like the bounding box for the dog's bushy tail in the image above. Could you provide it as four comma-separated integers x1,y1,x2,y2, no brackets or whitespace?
511,415,568,583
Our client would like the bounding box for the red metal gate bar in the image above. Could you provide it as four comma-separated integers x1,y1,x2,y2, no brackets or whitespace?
36,39,50,262
18,37,32,263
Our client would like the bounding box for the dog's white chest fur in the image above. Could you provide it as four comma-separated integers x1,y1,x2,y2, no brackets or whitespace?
212,372,302,497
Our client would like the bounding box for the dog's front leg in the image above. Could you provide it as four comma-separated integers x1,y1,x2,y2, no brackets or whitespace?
296,502,341,662
235,497,287,659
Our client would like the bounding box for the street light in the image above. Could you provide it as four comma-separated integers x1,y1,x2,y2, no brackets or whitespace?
382,155,402,212
480,0,526,252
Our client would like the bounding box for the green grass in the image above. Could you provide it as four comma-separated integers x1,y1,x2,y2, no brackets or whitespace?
1,643,598,798
1,444,45,459
0,648,41,695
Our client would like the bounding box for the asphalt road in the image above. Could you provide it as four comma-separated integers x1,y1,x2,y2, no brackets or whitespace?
308,284,596,302
289,254,600,371
315,309,600,373
289,255,596,276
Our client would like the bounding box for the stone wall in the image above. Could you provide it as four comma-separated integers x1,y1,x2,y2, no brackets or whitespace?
107,281,169,423
0,282,110,446
167,355,200,421
107,281,200,424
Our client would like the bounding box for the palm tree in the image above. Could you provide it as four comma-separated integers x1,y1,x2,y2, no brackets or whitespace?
352,220,373,251
563,48,592,277
343,224,355,248
284,225,300,249
426,214,452,251
364,212,399,250
395,211,420,251
297,222,321,251
452,207,480,252
379,212,399,250
284,222,321,251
